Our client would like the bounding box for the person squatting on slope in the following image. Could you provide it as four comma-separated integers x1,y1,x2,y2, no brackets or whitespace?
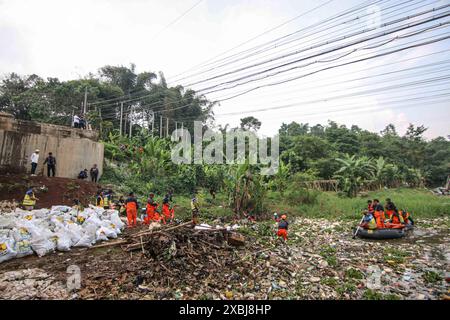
144,193,160,224
160,194,174,224
22,188,38,210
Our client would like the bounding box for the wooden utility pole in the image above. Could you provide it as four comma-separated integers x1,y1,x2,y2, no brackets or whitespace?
119,102,123,136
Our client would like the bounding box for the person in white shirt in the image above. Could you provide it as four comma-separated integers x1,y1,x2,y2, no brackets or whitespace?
30,149,40,176
73,115,80,128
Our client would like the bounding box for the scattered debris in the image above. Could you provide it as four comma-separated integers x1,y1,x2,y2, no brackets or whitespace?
0,268,69,299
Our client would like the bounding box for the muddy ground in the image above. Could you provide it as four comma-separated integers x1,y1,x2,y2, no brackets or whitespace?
0,217,448,300
0,174,100,208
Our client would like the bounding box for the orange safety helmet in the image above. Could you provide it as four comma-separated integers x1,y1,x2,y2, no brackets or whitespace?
281,214,287,220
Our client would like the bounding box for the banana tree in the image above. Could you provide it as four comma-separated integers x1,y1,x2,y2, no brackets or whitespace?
334,154,375,197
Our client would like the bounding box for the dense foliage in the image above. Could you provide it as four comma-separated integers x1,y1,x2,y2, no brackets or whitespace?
1,67,449,213
0,64,214,139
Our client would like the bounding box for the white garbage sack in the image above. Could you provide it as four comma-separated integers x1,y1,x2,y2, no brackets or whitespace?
95,227,109,242
12,227,33,258
0,232,16,263
0,215,16,229
66,221,83,244
110,212,125,231
28,225,56,257
74,224,97,247
98,225,117,239
32,209,50,219
50,205,72,214
100,220,119,237
54,227,72,251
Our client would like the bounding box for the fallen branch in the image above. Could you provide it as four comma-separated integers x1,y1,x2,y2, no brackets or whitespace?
131,221,192,238
91,239,129,249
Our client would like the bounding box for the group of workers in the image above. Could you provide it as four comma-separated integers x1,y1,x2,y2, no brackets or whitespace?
95,190,187,228
361,198,414,230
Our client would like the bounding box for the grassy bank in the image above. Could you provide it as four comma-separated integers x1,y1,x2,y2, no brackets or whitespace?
144,188,449,223
266,188,450,221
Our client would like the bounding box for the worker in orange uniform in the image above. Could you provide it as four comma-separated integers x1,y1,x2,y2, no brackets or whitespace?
125,192,139,228
367,200,374,213
161,195,175,224
384,198,397,220
372,199,386,228
144,193,159,224
277,214,289,241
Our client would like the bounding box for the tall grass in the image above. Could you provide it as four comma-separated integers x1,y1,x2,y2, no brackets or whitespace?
265,188,449,220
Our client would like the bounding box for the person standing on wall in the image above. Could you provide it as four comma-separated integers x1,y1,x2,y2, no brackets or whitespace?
90,164,99,183
43,152,56,177
73,114,80,128
30,149,40,176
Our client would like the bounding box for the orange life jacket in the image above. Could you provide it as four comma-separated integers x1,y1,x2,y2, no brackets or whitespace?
386,210,395,220
399,210,410,223
390,211,402,224
162,203,174,219
373,210,385,228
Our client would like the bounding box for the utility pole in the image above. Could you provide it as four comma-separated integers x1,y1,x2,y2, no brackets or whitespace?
124,113,127,134
160,116,163,138
83,86,88,115
150,112,154,137
119,102,123,136
98,107,102,135
129,114,132,138
166,117,169,138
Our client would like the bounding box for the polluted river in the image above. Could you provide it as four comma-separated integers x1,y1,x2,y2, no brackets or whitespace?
0,215,448,300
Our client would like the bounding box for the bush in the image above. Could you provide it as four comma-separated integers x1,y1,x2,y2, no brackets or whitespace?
285,187,319,205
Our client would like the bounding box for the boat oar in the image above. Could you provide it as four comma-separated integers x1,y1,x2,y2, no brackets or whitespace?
352,214,365,239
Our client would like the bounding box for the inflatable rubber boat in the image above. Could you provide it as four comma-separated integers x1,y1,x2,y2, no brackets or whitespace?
353,227,406,239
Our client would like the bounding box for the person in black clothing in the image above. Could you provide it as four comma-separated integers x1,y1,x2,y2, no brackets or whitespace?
79,116,86,129
384,198,397,212
43,152,56,177
90,164,99,183
78,169,88,179
372,199,384,212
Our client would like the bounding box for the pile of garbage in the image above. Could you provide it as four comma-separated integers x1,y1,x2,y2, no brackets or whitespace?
0,268,69,299
0,205,125,263
0,200,19,213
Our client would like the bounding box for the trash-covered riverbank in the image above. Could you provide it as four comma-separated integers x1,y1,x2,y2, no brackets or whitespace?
0,216,448,300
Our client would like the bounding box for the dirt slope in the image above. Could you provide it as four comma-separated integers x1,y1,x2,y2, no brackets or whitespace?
0,174,101,208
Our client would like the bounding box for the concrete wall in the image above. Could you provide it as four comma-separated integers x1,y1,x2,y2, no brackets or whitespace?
0,113,104,179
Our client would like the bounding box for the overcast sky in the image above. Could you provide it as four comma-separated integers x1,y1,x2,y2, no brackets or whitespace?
1,0,449,139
